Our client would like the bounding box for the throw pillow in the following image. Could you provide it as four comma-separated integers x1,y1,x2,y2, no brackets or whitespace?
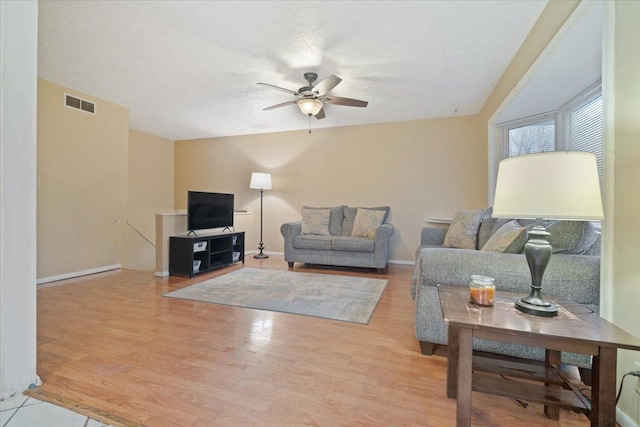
443,209,484,250
546,220,598,254
351,208,386,238
480,220,527,253
300,208,331,236
342,206,390,236
302,205,344,236
476,207,495,249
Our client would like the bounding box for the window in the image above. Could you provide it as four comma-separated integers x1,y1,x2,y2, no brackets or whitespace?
500,81,602,181
507,118,555,157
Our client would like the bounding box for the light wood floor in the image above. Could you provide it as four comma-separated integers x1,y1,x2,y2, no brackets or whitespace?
34,256,590,426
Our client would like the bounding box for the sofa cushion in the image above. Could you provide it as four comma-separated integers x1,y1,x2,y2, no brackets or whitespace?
480,220,527,253
293,235,333,250
302,205,344,236
477,208,512,250
331,236,375,253
300,208,331,235
351,208,385,238
342,206,390,236
546,220,598,254
443,209,484,250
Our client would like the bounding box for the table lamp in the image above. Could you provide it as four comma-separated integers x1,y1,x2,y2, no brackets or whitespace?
250,172,272,259
492,152,604,317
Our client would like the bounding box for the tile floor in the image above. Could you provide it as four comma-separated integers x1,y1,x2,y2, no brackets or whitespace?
0,394,111,427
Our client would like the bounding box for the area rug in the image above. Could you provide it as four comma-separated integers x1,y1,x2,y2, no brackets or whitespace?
163,268,388,324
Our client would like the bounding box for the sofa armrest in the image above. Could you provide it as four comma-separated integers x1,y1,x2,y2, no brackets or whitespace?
421,226,448,247
281,221,302,239
375,223,394,242
373,223,394,269
281,222,302,262
413,248,600,307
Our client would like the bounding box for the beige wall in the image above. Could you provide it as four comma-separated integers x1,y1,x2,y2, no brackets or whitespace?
611,0,640,419
125,129,175,271
175,116,485,262
37,79,129,280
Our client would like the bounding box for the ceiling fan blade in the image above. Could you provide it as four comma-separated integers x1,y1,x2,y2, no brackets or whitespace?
315,108,326,120
312,75,342,96
257,82,298,95
319,96,368,108
262,100,296,111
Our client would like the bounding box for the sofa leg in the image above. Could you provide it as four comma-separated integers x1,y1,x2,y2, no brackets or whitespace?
287,262,294,269
419,341,435,356
376,268,384,274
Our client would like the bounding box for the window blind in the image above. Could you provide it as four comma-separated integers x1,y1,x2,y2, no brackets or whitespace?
566,95,603,179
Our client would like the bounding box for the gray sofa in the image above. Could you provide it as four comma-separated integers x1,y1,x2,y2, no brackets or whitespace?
281,205,394,272
411,210,601,369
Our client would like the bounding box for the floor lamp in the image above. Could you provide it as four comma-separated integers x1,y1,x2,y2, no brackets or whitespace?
492,152,603,317
250,172,272,259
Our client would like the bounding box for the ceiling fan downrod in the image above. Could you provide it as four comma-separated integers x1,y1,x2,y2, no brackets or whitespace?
303,72,318,85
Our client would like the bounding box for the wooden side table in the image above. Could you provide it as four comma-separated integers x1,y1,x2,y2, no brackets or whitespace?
438,285,640,427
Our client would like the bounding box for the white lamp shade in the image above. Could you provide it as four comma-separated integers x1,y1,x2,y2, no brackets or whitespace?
249,172,272,190
297,99,323,116
493,152,604,220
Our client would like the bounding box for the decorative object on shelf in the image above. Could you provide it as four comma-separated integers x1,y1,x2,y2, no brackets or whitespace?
250,172,272,259
492,152,604,317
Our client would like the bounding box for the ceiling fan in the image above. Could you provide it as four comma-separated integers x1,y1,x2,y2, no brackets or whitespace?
257,72,368,120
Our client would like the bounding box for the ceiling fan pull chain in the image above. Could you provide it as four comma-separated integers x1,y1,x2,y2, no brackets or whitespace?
308,115,311,134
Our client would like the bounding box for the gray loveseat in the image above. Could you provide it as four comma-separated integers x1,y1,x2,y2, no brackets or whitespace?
411,209,601,369
281,205,394,273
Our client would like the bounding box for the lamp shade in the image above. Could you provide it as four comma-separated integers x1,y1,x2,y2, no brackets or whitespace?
492,152,604,220
249,172,272,190
297,99,323,116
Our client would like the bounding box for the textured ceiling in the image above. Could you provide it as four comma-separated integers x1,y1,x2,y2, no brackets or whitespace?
38,1,548,141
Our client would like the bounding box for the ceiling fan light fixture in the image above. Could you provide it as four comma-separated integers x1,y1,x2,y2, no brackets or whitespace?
297,98,323,116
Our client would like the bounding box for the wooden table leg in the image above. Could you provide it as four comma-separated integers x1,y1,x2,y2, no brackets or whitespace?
544,349,561,420
456,326,473,427
447,325,460,399
591,346,617,427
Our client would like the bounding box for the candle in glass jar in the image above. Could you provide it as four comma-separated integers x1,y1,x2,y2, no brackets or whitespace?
469,275,495,306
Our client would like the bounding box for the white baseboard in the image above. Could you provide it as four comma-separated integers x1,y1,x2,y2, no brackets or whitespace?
389,259,415,265
618,406,639,427
36,264,121,285
154,271,169,277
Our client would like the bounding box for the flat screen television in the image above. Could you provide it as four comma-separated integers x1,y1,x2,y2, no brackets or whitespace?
187,191,234,231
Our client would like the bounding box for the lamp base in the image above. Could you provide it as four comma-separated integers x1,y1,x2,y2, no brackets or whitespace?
254,242,268,259
515,297,558,317
517,219,558,317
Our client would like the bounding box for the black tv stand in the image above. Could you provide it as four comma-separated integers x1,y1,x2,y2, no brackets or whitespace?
169,231,245,278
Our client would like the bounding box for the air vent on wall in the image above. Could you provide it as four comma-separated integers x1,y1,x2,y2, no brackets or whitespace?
64,93,96,115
